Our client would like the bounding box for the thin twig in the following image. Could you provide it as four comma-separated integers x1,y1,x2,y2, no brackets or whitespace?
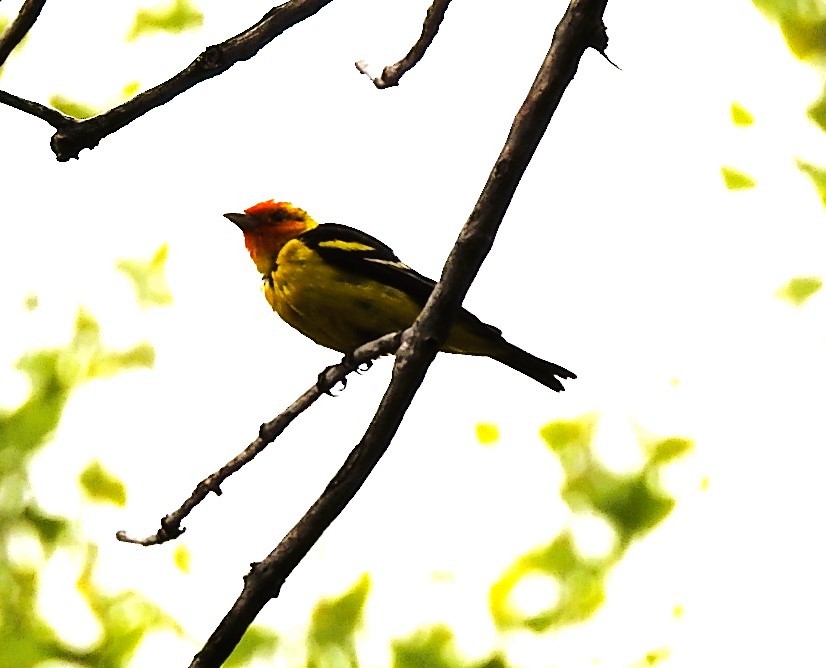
0,0,48,67
0,88,71,128
115,332,401,547
355,0,452,88
0,0,336,161
190,1,611,665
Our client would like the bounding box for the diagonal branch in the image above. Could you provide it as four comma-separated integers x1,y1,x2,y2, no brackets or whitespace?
0,0,336,161
0,0,48,67
190,1,611,666
355,0,452,88
115,332,401,547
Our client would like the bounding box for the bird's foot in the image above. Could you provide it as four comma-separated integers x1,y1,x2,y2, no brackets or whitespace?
317,365,347,396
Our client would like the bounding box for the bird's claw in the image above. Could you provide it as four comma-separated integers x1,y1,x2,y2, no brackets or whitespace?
317,365,347,396
355,359,373,374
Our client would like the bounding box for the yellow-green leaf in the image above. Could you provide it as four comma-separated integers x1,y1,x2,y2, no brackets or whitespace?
127,0,204,41
123,81,141,98
172,545,190,573
49,94,99,120
79,460,127,507
226,627,279,668
752,0,826,60
645,436,694,466
721,166,756,190
797,160,826,206
731,102,754,126
490,532,606,632
309,574,370,645
117,244,173,308
776,276,823,305
808,89,826,131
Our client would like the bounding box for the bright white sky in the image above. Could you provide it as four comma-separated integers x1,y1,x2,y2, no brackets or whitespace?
1,0,825,666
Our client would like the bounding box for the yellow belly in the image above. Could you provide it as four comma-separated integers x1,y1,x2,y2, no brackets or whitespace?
264,239,500,355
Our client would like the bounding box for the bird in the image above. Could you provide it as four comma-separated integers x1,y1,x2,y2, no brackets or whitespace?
224,200,576,391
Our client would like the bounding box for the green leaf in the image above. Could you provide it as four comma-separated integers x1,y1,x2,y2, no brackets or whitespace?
721,166,757,189
808,88,826,131
776,276,823,305
127,0,204,41
490,532,606,632
21,505,70,550
79,460,127,507
226,626,279,668
539,415,596,456
308,574,370,651
797,160,826,206
392,626,463,668
117,244,173,308
48,94,99,120
731,102,755,126
77,546,181,665
645,436,694,466
752,0,826,60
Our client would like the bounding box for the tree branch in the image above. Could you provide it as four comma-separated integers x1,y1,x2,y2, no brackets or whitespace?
190,1,611,665
0,0,336,161
0,0,48,67
355,0,452,88
0,88,71,129
115,332,401,547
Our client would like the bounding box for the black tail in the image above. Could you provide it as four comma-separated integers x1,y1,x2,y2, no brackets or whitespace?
490,341,576,392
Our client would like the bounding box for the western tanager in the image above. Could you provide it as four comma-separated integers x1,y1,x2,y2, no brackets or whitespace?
224,200,575,391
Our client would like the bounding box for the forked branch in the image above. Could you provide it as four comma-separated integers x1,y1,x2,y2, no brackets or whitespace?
115,332,401,547
0,0,336,161
190,1,612,666
355,0,452,88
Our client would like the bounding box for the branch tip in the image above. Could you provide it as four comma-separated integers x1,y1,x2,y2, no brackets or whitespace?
357,0,452,89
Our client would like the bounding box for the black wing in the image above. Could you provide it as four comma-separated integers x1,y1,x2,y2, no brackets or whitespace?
298,223,502,336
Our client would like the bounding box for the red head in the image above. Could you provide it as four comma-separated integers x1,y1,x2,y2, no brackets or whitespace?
224,200,317,274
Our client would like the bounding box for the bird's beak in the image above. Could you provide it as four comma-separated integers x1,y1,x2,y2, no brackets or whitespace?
224,212,257,231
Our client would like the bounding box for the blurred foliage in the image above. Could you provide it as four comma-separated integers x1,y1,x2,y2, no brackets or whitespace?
392,626,509,668
225,625,279,668
475,422,500,445
808,92,826,130
490,415,693,632
0,271,173,665
797,159,826,205
752,0,826,60
776,275,823,305
127,0,204,41
79,460,127,507
123,81,141,99
49,82,143,121
172,544,190,573
632,648,670,667
117,244,174,308
48,94,99,120
721,166,757,190
731,102,755,126
307,574,370,668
